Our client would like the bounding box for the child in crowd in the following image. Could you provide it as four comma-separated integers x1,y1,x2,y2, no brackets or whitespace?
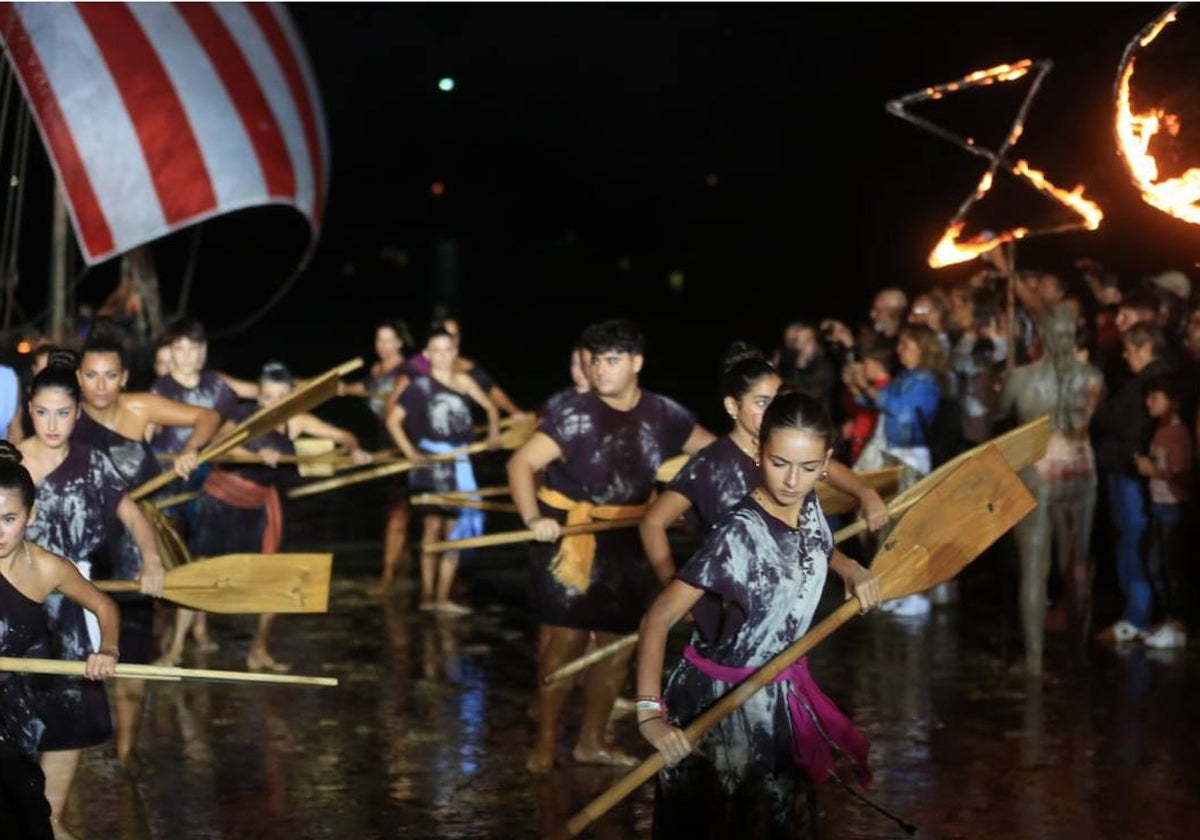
1134,374,1192,648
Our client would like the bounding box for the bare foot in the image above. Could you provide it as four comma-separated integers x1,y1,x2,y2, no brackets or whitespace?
572,744,639,767
154,647,183,667
368,577,394,596
193,637,220,653
247,650,291,673
526,745,557,773
434,601,472,617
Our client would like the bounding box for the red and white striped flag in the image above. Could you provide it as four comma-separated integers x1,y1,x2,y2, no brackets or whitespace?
0,2,329,265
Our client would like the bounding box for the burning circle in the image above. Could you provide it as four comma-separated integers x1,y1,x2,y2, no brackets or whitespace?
1115,3,1200,225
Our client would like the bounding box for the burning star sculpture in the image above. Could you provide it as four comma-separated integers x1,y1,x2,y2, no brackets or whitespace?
888,60,1104,268
1115,3,1200,225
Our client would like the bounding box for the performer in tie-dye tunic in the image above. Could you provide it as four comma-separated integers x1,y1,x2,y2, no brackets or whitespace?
0,441,121,839
16,354,164,826
637,392,881,838
509,319,714,773
388,327,500,615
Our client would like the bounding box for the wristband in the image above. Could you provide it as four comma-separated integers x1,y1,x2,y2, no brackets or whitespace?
97,646,120,660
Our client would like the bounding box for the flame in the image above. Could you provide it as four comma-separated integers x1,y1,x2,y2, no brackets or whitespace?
1013,160,1104,229
928,222,1028,268
1115,11,1200,226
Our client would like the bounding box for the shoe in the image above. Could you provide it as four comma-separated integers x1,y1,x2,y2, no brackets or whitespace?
884,594,931,617
1095,620,1141,645
1141,624,1187,649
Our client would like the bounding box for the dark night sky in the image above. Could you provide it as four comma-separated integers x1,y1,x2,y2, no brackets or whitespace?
11,3,1200,429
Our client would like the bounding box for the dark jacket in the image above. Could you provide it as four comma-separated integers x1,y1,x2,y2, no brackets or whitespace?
1092,356,1171,474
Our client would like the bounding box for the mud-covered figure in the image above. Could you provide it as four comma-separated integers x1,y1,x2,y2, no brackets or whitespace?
998,303,1103,675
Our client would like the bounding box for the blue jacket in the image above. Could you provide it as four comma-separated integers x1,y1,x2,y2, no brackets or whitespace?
868,368,942,448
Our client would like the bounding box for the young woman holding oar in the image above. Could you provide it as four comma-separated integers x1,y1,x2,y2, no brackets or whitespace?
641,345,889,585
73,328,220,766
387,326,501,615
0,442,121,840
16,353,165,837
149,317,242,655
170,362,372,672
637,392,882,837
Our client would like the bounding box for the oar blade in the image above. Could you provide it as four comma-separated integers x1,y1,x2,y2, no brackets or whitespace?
162,553,332,614
138,501,192,570
654,453,690,483
817,465,904,515
871,445,1035,602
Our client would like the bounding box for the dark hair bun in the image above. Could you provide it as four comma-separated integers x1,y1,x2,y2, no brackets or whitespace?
721,341,764,373
0,440,23,465
46,349,80,371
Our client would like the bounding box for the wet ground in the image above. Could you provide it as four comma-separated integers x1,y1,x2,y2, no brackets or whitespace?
65,524,1200,839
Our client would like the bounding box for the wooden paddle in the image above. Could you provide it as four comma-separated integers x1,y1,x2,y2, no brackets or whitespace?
540,416,1050,686
410,494,519,513
286,416,537,500
654,453,689,483
422,465,905,556
154,438,347,477
554,444,1036,838
151,490,200,510
93,552,332,614
130,358,363,501
817,465,904,516
138,499,192,571
0,656,336,687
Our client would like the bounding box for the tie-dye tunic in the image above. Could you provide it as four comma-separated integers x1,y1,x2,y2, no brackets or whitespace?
532,390,695,632
666,435,759,531
25,443,127,751
72,412,161,664
655,493,831,838
399,375,475,497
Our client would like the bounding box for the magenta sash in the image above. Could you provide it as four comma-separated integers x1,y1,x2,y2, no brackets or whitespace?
683,643,871,785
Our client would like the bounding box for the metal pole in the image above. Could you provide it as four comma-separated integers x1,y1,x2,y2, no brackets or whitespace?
48,185,68,342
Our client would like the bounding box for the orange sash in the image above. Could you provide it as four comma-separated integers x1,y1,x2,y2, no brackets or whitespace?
536,486,646,593
202,468,283,554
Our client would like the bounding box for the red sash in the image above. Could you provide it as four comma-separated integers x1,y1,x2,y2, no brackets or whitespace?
202,468,283,554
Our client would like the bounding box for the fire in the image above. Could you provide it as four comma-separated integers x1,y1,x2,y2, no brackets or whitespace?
1115,9,1200,226
1013,160,1104,230
928,222,1028,269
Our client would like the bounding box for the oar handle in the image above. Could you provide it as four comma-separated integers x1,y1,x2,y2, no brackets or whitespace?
0,656,337,687
94,581,140,593
130,428,252,500
287,442,490,499
558,595,865,837
422,518,639,554
543,632,639,685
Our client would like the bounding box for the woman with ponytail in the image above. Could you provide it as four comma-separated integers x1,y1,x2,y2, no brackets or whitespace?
640,344,889,585
16,350,165,832
0,441,120,839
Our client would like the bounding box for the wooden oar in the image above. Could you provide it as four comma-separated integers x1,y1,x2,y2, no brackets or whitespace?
541,415,1050,686
138,499,192,570
423,519,637,554
130,358,363,501
93,553,332,614
421,486,511,501
817,466,904,516
150,490,200,510
654,453,689,483
473,414,532,434
286,416,536,500
555,444,1036,838
411,494,519,513
0,657,336,687
422,466,904,556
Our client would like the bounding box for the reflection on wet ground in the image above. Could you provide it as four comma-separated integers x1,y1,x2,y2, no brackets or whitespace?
67,542,1199,839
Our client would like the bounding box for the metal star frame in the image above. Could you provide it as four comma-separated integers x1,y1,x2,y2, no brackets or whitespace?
887,60,1104,268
